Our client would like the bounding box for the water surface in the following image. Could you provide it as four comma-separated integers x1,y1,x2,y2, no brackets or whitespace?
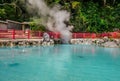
0,45,120,81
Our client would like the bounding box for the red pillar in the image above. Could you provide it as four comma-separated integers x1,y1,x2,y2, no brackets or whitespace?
27,30,30,39
39,31,41,38
75,33,76,39
113,32,117,38
12,29,15,39
83,33,85,38
91,33,96,39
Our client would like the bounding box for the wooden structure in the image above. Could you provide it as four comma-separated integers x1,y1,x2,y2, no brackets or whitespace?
22,22,30,31
0,20,30,31
6,20,30,30
0,20,7,30
0,20,31,39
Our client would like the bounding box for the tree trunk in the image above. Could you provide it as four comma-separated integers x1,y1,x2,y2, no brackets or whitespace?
113,0,115,5
103,0,106,6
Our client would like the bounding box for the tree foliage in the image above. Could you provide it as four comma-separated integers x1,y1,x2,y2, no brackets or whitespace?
0,0,120,32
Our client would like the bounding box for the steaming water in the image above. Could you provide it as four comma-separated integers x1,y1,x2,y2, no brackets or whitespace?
26,0,73,43
0,45,120,81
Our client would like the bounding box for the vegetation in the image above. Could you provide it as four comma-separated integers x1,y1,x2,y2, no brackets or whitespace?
30,22,46,31
0,0,120,33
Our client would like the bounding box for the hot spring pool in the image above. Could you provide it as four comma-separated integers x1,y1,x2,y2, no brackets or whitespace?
0,45,120,81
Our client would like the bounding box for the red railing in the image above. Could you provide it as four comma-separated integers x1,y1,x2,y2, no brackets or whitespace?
0,29,12,39
48,32,60,39
31,31,42,39
72,33,97,38
72,32,120,39
0,29,120,39
0,29,30,39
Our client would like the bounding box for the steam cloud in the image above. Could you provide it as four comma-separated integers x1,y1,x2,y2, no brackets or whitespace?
26,0,73,43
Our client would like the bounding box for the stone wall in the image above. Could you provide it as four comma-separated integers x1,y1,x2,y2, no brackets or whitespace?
0,39,54,47
0,38,120,48
70,38,120,48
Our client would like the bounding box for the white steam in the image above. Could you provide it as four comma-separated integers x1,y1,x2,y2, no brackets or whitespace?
26,0,73,43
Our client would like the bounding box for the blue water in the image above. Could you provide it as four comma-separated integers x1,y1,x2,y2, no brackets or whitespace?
0,45,120,81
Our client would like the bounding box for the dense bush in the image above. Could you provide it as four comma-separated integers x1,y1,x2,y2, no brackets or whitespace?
71,1,120,33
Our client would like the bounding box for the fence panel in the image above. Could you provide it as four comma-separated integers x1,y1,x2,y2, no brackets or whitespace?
0,29,12,39
31,31,43,39
1,30,120,39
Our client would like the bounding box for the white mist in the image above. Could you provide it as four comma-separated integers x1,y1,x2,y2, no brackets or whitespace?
26,0,73,43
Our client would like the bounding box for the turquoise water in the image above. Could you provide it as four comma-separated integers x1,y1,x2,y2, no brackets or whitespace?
0,45,120,81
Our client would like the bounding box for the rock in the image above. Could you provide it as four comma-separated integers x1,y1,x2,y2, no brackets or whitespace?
43,32,50,42
70,38,120,48
102,41,119,48
103,36,109,42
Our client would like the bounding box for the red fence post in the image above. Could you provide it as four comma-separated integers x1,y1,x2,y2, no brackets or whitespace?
83,33,85,38
39,31,41,38
75,33,76,39
113,32,117,38
91,33,96,39
12,29,15,39
27,30,30,39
